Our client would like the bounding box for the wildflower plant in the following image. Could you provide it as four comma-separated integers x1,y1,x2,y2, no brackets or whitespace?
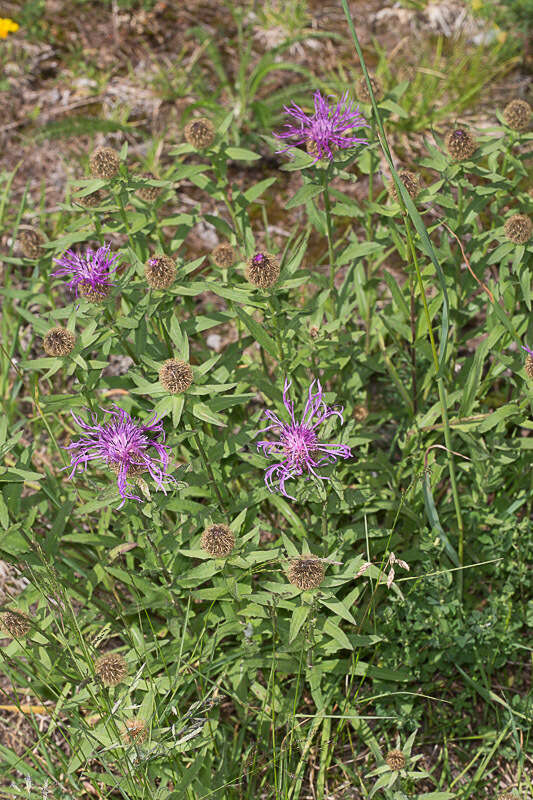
1,1,532,797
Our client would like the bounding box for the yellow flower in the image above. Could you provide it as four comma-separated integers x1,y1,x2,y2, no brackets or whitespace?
0,18,19,38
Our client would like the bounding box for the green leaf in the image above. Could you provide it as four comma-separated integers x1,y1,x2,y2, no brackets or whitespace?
226,147,261,161
318,598,357,625
190,402,227,427
289,605,310,644
243,177,277,203
323,618,353,651
285,183,324,209
235,306,278,359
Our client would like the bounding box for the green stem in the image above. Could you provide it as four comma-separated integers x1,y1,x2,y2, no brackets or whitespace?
322,168,335,296
189,425,228,514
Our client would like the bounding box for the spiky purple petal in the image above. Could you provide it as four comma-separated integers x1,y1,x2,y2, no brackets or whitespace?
65,404,175,508
256,378,352,501
273,90,370,164
52,243,119,297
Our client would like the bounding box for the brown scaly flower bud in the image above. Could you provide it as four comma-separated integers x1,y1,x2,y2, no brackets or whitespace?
0,609,31,638
78,282,112,303
95,652,128,687
43,327,76,357
306,140,339,159
159,359,193,394
288,555,325,590
309,325,319,339
121,717,148,744
389,170,421,201
245,252,280,289
136,172,162,203
525,354,533,379
357,75,384,103
144,254,177,290
184,118,216,150
201,524,235,558
89,146,121,180
73,185,108,208
212,242,236,268
445,128,477,161
503,99,531,131
386,749,406,771
19,228,46,259
353,404,369,422
504,214,532,244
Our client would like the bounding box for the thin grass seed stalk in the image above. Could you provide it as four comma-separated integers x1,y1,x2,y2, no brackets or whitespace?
42,327,76,357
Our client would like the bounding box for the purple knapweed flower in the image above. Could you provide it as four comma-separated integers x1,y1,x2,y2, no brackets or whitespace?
65,404,174,508
522,345,533,356
256,378,352,501
52,243,119,301
274,90,369,164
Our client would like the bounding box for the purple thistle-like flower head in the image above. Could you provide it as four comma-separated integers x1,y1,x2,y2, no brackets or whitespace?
522,345,533,356
256,378,352,501
65,404,174,508
52,243,119,300
274,90,370,165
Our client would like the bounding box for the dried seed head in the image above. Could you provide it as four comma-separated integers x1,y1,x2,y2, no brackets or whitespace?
386,750,406,771
78,281,112,303
19,228,45,259
245,252,280,289
0,609,31,638
201,524,235,558
89,146,121,179
73,185,108,208
525,354,533,378
43,327,76,357
389,170,421,201
503,99,531,131
504,213,532,244
498,793,518,800
353,404,369,422
144,255,177,290
122,717,148,744
159,359,193,394
136,171,162,203
95,652,128,687
309,325,319,339
212,242,236,268
445,128,477,161
288,555,325,590
357,75,384,103
184,117,216,149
